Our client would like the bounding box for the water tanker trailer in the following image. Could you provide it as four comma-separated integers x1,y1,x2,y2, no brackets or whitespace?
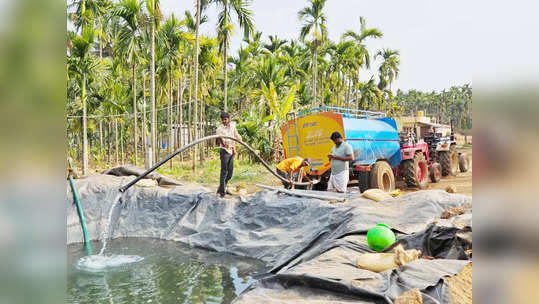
281,107,402,191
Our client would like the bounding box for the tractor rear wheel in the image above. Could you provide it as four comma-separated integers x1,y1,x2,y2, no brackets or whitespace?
370,161,395,191
357,171,370,193
402,153,428,189
440,146,458,176
430,162,441,183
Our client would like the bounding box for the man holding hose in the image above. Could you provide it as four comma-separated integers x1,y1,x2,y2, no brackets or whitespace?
216,112,242,198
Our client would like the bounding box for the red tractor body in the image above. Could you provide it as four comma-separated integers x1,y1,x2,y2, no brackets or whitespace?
397,133,440,188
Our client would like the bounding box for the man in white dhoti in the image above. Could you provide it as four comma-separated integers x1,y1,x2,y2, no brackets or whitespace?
327,132,354,193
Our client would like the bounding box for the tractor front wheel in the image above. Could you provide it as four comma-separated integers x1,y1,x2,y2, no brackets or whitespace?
430,162,441,183
459,153,470,172
402,153,428,189
370,161,395,191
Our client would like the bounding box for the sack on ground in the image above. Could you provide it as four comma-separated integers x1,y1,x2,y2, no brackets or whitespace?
362,189,394,202
357,244,421,272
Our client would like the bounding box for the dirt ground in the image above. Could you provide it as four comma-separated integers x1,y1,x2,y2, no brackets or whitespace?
399,168,472,196
399,147,472,196
446,263,472,304
234,147,473,196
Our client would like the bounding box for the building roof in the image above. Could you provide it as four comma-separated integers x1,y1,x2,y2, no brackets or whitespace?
420,121,450,128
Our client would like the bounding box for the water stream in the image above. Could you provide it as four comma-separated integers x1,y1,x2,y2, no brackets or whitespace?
98,192,122,255
76,192,146,272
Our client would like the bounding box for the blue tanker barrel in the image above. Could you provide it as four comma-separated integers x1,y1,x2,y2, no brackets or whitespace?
342,117,401,168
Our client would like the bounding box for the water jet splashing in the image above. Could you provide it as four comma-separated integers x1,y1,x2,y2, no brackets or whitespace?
98,192,122,255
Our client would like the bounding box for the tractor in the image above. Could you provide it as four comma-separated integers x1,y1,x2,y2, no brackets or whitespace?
423,127,459,176
397,132,441,189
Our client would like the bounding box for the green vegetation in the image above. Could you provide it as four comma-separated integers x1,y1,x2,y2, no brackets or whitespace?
394,85,472,130
156,152,278,187
67,0,472,175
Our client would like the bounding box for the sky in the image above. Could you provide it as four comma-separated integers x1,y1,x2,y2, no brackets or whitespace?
160,0,473,92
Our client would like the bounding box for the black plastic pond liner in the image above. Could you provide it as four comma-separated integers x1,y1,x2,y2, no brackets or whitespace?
102,165,184,187
393,224,472,260
67,168,472,304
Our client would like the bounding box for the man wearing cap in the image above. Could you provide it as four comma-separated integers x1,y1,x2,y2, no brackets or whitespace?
327,131,354,193
216,112,242,198
275,156,313,189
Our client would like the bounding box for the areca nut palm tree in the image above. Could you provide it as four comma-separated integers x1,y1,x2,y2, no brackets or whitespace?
343,16,382,104
210,0,255,112
191,0,204,171
68,27,99,175
157,14,184,165
376,48,400,91
298,0,327,107
114,0,143,165
146,0,162,165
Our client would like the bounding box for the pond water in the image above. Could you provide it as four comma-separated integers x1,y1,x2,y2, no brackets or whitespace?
67,238,268,304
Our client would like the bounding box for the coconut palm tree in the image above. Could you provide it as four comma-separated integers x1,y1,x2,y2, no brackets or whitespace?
209,0,255,112
298,0,327,106
114,0,143,165
376,48,400,91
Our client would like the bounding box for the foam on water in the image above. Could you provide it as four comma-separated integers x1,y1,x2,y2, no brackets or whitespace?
76,254,144,272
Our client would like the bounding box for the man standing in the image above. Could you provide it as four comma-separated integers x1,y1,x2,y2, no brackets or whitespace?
216,112,242,198
275,157,313,189
327,132,354,193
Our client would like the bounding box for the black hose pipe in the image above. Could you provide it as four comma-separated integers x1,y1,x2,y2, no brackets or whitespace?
119,135,317,193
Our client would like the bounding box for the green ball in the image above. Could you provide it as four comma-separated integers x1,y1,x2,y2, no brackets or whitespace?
367,223,396,252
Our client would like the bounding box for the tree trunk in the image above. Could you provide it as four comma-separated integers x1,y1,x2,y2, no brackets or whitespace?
193,0,201,172
199,98,204,162
114,119,119,165
312,47,317,107
107,121,112,164
150,15,156,166
178,77,184,161
168,69,173,169
142,75,147,155
82,73,88,175
346,77,351,108
223,43,228,112
188,66,192,144
176,76,180,150
337,71,341,106
132,64,138,166
356,69,361,109
99,120,103,157
120,122,125,165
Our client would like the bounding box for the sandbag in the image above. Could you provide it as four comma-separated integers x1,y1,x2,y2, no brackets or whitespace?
362,189,394,202
357,244,421,272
